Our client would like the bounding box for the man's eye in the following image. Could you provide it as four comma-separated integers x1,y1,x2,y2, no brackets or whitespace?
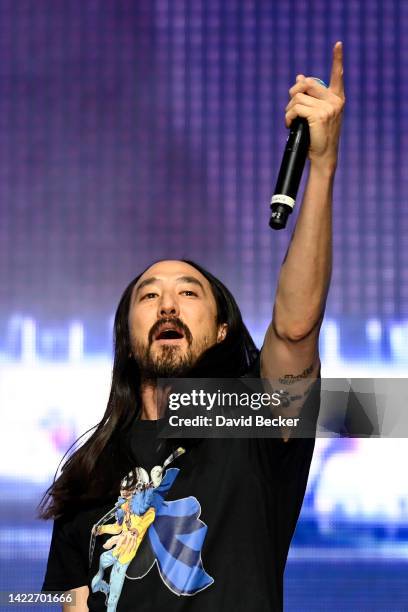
181,290,197,297
141,292,158,300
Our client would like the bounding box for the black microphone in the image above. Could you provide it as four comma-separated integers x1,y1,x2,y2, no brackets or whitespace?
269,77,328,230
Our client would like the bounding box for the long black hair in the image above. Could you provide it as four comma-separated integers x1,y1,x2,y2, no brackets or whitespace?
37,259,259,519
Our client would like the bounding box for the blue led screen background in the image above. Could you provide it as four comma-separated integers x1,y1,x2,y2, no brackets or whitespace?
1,1,408,610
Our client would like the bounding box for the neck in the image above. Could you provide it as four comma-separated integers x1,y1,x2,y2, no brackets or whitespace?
139,381,168,420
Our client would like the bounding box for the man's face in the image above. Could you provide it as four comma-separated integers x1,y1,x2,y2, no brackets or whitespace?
128,260,227,379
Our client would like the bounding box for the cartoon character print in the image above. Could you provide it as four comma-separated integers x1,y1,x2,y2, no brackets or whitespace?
89,448,213,611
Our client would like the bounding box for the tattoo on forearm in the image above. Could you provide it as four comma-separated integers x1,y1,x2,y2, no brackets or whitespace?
273,388,311,409
278,363,314,385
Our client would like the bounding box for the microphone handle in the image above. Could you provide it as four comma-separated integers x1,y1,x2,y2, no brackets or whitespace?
269,117,310,230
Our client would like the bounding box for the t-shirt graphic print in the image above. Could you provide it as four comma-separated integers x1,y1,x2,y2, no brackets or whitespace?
89,447,213,612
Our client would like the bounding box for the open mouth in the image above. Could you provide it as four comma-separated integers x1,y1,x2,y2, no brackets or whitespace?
154,324,185,342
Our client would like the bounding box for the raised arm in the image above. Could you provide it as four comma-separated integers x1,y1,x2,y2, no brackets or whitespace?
261,43,345,397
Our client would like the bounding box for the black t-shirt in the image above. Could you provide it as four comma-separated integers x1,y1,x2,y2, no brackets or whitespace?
42,358,320,612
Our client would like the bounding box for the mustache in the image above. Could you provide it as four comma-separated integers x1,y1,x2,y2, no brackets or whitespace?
148,316,193,346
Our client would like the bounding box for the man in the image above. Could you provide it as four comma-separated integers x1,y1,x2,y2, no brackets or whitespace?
40,43,345,611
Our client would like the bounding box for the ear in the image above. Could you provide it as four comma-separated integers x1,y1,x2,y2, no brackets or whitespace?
217,323,228,343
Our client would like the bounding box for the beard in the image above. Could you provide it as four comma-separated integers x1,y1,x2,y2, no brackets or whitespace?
131,316,217,382
133,342,197,382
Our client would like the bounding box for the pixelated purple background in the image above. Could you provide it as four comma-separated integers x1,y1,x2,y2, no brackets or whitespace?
1,0,407,357
1,1,407,610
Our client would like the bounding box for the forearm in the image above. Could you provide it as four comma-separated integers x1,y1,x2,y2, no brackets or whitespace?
273,161,335,339
98,523,122,535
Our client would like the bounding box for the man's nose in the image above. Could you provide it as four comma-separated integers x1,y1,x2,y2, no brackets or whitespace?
158,292,180,317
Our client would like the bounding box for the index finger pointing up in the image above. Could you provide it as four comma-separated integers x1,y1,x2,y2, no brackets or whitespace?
329,41,344,96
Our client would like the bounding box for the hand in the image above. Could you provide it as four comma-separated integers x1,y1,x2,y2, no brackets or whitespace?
103,531,138,556
285,41,346,170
